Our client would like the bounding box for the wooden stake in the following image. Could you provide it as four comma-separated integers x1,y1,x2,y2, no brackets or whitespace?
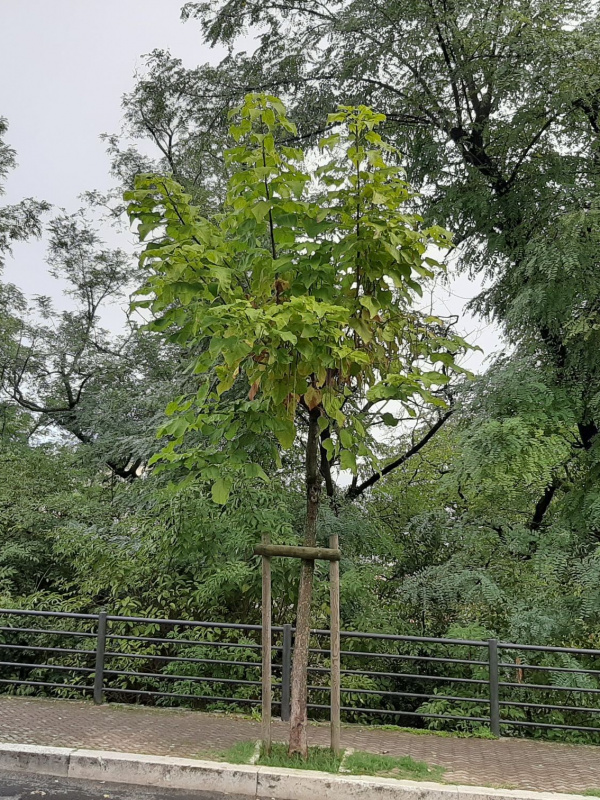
329,532,341,755
254,544,340,561
261,532,272,754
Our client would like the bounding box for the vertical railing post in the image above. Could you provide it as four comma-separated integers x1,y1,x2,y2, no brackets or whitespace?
488,638,500,737
93,610,108,705
281,624,292,723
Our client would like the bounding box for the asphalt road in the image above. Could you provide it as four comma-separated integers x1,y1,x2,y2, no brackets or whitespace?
0,771,249,800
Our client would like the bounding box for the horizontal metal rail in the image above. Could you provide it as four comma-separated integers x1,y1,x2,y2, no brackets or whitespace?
306,686,490,703
0,609,99,620
307,703,491,722
106,615,272,631
504,719,600,732
306,664,484,678
0,661,94,673
0,626,94,638
308,648,488,665
106,634,265,650
103,669,275,687
499,662,600,677
499,699,600,714
104,652,261,668
499,681,600,695
312,629,488,646
366,672,487,685
0,644,95,656
2,608,600,741
499,642,600,657
103,687,265,704
0,678,92,690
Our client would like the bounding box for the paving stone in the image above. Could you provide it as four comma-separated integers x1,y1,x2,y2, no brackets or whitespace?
0,696,597,794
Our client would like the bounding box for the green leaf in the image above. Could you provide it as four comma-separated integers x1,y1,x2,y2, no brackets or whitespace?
432,352,456,368
323,437,335,456
211,478,232,505
304,385,322,410
274,418,296,449
421,371,450,385
358,295,380,318
318,415,330,433
340,450,357,473
243,463,269,482
161,417,189,438
165,400,182,416
339,428,353,448
350,318,374,343
251,200,272,221
279,330,298,344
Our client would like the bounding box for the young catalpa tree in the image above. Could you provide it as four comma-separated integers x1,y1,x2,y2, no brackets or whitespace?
126,94,471,757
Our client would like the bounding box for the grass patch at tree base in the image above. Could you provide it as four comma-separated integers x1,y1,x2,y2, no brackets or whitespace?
218,741,445,782
257,743,343,773
343,750,445,781
217,740,258,764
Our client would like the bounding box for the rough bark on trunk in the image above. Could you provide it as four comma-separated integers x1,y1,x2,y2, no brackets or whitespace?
288,407,322,758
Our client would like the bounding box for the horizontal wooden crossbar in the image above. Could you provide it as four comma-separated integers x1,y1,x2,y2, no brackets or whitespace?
254,545,341,562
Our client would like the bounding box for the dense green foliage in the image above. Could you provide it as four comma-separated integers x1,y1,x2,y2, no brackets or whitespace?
127,96,469,499
0,0,600,743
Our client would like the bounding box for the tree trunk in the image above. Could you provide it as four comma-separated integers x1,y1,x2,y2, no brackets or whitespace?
288,407,322,758
529,478,559,531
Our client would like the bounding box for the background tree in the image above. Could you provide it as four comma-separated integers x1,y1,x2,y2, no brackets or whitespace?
0,117,48,267
0,207,192,477
108,0,600,532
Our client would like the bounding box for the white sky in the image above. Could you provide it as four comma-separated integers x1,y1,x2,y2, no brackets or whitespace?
1,0,223,311
0,0,501,371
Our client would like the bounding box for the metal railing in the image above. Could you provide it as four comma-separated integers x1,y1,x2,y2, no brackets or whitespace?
0,608,599,739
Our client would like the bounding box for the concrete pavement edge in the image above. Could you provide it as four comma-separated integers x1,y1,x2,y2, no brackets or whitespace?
0,742,592,800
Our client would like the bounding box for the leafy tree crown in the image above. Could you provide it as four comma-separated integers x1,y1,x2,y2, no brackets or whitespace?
126,94,471,502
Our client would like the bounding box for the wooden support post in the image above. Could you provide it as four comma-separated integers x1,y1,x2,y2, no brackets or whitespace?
254,544,340,561
281,623,292,723
261,532,272,754
255,533,342,755
329,532,341,755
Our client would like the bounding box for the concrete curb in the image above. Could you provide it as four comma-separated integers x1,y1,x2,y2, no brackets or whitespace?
0,743,592,800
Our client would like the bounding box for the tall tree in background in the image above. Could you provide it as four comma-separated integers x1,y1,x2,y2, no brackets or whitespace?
0,117,48,267
112,0,600,530
127,94,470,755
0,200,188,476
0,117,50,441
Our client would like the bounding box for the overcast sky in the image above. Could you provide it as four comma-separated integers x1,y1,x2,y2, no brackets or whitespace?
1,1,223,307
0,0,500,370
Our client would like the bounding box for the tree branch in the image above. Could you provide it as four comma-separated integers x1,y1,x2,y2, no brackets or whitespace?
528,478,559,532
346,409,454,500
506,116,555,187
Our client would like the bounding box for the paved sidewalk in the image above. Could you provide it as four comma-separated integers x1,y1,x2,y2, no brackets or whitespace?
0,696,598,794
